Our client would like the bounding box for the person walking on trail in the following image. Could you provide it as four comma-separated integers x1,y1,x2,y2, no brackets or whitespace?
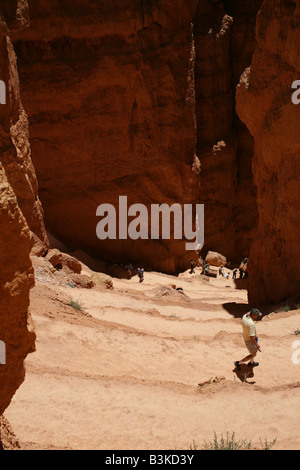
204,263,210,275
137,267,144,283
234,308,262,370
190,260,195,274
128,263,133,278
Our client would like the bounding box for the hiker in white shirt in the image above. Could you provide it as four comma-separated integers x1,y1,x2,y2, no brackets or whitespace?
234,308,262,370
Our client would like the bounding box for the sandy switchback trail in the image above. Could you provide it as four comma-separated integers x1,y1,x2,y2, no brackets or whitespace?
5,265,300,450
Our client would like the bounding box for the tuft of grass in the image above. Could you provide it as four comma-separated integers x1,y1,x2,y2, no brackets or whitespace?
259,438,277,450
191,432,277,451
168,313,181,319
189,439,199,450
69,300,84,311
203,432,252,451
294,328,300,336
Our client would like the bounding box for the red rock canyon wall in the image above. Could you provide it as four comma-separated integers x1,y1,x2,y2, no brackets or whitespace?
0,1,36,417
12,0,200,273
193,0,261,262
7,0,299,305
237,0,300,304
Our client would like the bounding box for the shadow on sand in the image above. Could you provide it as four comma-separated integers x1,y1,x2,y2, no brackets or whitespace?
233,364,256,384
69,249,135,280
222,302,251,319
233,277,249,290
223,301,276,319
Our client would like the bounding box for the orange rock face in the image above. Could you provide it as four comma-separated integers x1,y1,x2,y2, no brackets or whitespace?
0,1,36,416
46,248,82,274
236,0,300,304
0,163,36,414
11,1,264,272
5,0,298,306
12,0,200,273
0,1,48,255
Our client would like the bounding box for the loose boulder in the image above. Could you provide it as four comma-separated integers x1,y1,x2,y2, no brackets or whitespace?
68,273,95,289
46,249,82,274
89,273,114,290
205,251,227,267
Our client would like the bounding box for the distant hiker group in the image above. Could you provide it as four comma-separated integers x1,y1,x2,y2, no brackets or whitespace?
189,256,249,280
117,254,248,285
118,263,144,282
118,263,133,278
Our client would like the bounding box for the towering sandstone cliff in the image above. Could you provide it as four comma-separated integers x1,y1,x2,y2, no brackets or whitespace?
11,0,263,271
193,0,261,262
237,0,300,304
2,0,298,305
0,0,36,421
0,163,35,415
12,0,200,273
0,0,299,450
0,1,48,254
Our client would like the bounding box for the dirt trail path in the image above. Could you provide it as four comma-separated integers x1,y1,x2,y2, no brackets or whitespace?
5,266,300,450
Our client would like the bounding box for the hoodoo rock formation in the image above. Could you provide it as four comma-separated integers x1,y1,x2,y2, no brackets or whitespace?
237,0,300,304
0,0,36,435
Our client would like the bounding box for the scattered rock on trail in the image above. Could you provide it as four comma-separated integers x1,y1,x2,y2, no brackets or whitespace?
32,255,56,282
0,416,20,450
68,273,95,289
89,273,114,290
153,285,190,302
197,377,225,388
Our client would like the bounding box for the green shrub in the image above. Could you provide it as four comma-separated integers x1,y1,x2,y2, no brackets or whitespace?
69,300,83,311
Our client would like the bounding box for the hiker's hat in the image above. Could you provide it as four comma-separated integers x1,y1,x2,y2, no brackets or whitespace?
250,308,262,317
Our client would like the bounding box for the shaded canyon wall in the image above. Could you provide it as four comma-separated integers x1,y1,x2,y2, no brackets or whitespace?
12,0,262,272
12,0,201,273
0,0,36,418
193,0,261,262
237,0,300,304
